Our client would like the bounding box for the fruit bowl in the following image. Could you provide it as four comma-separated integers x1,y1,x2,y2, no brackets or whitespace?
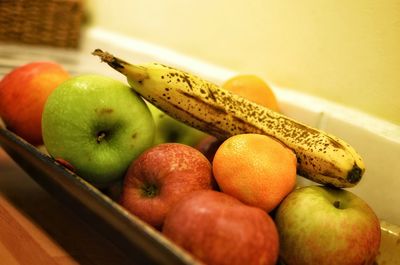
1,39,399,264
1,124,399,265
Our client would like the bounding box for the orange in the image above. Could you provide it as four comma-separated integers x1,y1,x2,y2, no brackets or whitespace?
222,75,280,112
212,133,297,212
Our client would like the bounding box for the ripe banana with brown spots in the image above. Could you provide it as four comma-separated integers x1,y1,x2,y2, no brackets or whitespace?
93,49,365,188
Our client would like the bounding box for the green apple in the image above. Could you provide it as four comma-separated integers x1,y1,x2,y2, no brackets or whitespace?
274,185,381,265
147,103,207,146
42,74,155,187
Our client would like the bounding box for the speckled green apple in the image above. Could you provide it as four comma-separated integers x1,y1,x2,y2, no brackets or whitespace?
42,74,155,187
274,185,381,265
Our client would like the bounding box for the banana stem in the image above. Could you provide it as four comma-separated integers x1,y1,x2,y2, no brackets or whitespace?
92,49,148,81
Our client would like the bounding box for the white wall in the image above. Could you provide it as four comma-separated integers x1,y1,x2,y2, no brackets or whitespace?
87,0,400,124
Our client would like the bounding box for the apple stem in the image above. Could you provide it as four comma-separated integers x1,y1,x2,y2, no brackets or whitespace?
333,200,341,209
96,131,107,143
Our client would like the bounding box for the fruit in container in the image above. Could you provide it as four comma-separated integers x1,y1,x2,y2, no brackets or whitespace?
222,74,280,112
72,49,378,264
120,143,214,229
274,185,381,265
162,190,279,265
212,133,297,212
194,135,223,162
41,74,155,187
148,103,207,147
0,61,70,145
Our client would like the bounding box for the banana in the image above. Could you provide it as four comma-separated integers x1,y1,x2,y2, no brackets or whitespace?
92,49,365,188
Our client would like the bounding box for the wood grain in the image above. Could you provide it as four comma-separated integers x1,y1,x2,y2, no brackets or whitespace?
0,197,60,265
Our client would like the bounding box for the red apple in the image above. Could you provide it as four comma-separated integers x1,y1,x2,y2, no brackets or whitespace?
162,190,279,265
120,143,214,229
194,135,223,162
0,61,70,145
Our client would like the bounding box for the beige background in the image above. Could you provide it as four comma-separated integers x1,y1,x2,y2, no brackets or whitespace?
86,0,400,124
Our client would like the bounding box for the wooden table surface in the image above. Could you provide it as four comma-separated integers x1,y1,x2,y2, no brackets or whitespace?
0,147,135,265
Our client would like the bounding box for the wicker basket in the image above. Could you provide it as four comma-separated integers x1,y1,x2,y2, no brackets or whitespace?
0,0,84,49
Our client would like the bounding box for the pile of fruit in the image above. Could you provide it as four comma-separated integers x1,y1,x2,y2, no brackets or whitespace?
0,52,381,265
